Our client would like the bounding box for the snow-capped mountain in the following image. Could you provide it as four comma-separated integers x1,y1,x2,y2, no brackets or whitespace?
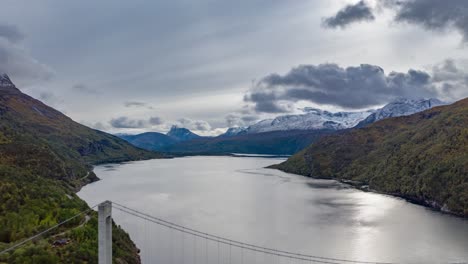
244,109,374,134
218,127,248,137
1,74,16,88
0,74,21,95
167,125,201,141
356,98,445,127
222,98,445,136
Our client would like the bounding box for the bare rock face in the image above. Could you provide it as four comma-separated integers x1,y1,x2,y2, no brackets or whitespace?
0,74,21,94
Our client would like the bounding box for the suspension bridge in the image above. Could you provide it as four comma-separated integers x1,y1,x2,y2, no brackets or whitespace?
0,201,457,264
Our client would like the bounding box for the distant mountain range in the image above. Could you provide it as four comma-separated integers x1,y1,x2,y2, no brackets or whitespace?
272,97,468,217
167,125,202,141
222,98,445,136
163,129,337,155
119,125,206,151
120,98,446,155
0,74,156,262
119,132,178,151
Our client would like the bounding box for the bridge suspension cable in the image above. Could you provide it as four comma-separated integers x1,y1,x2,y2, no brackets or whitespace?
0,204,98,255
112,202,398,264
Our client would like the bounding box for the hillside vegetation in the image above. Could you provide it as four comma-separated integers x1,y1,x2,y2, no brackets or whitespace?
0,75,161,263
163,130,337,155
273,98,468,217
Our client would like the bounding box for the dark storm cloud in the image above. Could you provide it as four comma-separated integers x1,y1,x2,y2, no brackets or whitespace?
389,0,468,42
0,22,53,85
245,92,292,113
245,63,439,111
323,1,375,28
0,23,24,43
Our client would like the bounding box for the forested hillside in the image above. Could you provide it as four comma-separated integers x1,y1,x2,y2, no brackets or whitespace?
273,98,468,217
0,75,160,263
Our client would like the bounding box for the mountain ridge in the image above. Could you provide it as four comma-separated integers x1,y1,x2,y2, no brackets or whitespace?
167,125,201,141
120,98,446,155
222,98,445,137
272,97,468,217
0,74,158,263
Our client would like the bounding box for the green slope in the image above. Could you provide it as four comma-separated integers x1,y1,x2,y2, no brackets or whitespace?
163,129,337,155
273,98,468,217
0,75,161,263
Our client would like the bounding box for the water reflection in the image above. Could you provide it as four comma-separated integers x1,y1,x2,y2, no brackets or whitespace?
78,156,468,264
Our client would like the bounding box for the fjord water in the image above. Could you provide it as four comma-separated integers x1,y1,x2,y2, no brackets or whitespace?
78,156,468,264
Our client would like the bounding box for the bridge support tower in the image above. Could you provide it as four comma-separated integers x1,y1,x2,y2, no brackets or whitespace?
98,201,112,264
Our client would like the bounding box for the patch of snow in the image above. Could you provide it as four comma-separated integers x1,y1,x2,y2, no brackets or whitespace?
225,98,446,135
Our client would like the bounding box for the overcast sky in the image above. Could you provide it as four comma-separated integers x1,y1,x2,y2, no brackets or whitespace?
1,0,467,135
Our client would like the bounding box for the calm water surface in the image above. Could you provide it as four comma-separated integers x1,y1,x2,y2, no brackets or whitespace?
78,156,468,264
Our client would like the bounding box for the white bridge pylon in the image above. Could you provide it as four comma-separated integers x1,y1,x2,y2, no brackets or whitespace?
98,201,112,264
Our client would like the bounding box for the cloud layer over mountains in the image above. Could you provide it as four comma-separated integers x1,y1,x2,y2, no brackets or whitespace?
1,1,468,135
244,61,468,113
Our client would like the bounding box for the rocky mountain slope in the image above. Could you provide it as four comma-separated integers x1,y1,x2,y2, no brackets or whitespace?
272,98,468,217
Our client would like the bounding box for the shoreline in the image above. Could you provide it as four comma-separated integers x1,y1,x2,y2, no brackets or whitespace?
268,166,468,219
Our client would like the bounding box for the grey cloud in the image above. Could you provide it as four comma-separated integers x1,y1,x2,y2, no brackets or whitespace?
110,115,165,128
72,83,98,94
254,100,291,113
241,115,259,123
149,116,163,125
243,89,293,113
389,0,468,42
339,0,468,42
124,101,146,107
110,116,148,128
39,91,54,101
431,59,468,99
323,1,375,28
225,110,260,127
0,23,53,85
0,23,24,43
226,114,242,127
245,63,439,111
91,122,107,131
38,91,63,106
178,118,212,131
